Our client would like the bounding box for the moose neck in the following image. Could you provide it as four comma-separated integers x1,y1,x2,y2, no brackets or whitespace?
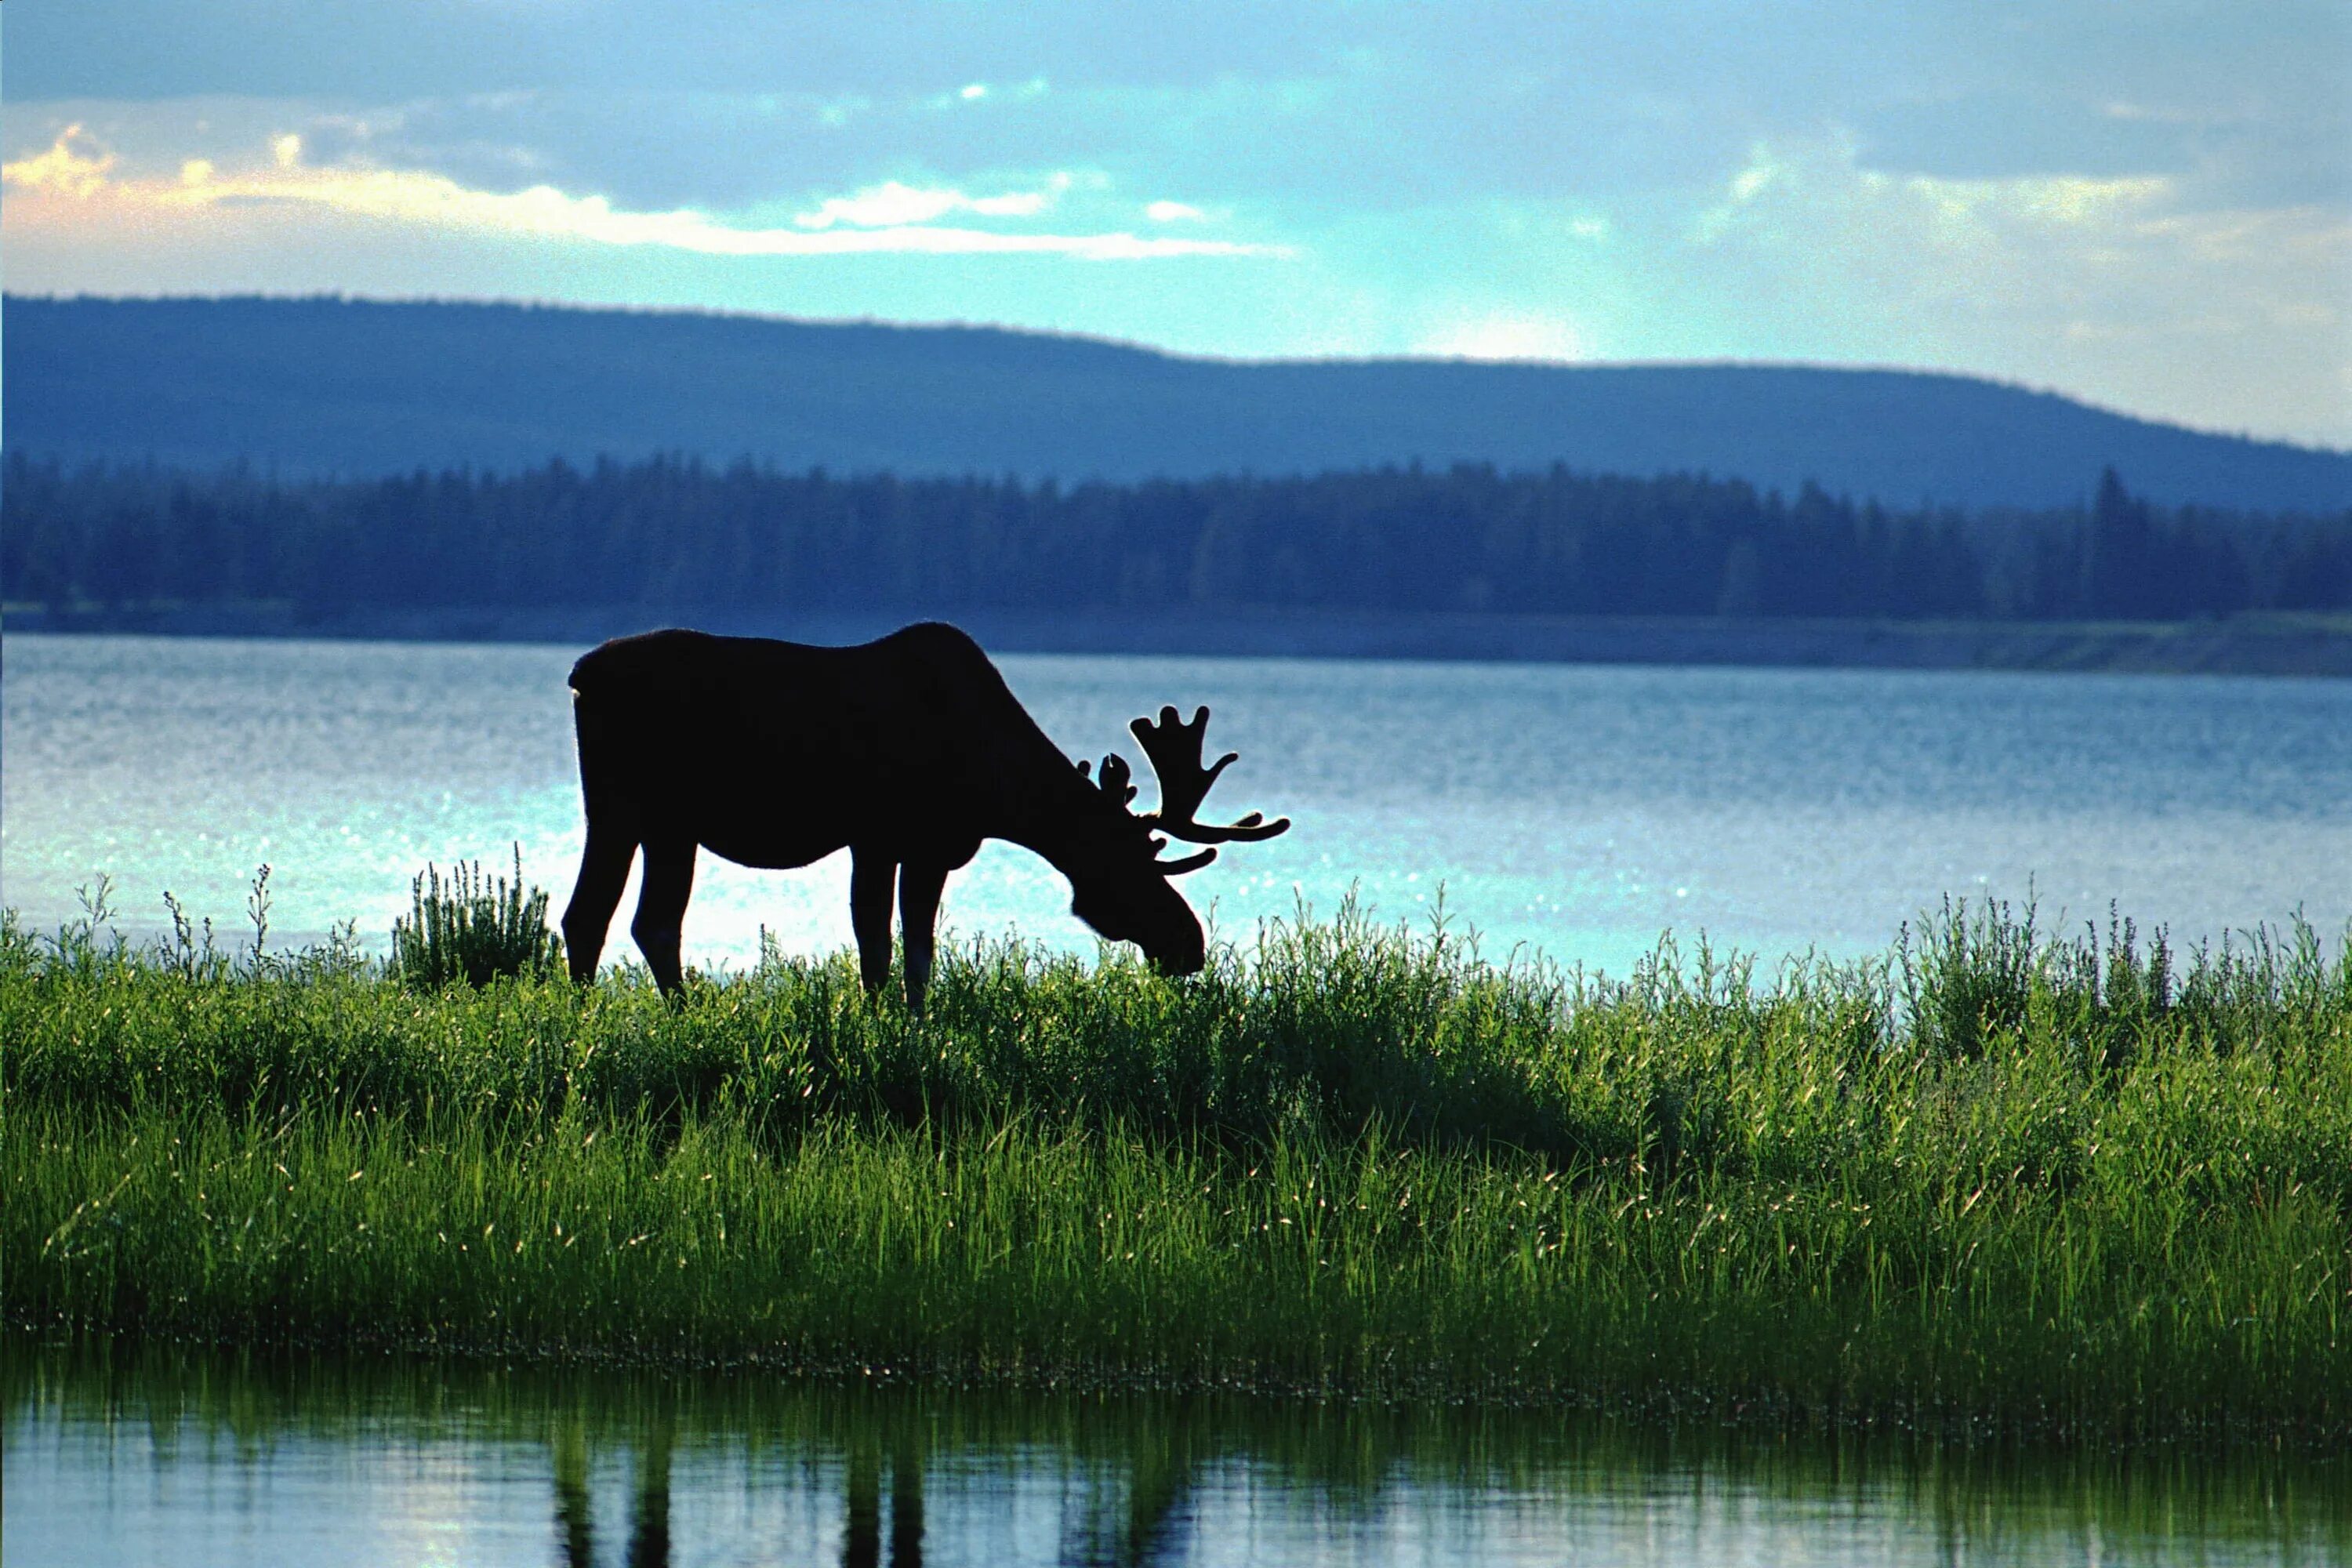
992,760,1122,879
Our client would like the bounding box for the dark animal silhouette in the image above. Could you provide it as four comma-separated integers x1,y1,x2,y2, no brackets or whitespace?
561,623,1289,1008
552,1392,1196,1568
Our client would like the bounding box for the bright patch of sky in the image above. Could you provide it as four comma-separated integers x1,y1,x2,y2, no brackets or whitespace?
5,2,2347,445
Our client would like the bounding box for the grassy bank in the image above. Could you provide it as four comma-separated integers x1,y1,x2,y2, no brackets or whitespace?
5,900,2349,1440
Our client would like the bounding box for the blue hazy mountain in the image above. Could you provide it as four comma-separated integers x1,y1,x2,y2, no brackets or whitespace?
8,294,2346,510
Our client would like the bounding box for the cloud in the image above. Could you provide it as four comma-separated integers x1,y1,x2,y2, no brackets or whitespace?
793,176,1063,230
2,126,1288,262
1693,138,2179,252
1657,136,2350,442
1145,200,1204,222
0,123,118,197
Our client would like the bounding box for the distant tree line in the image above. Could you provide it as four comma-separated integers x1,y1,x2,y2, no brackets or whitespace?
5,452,2347,622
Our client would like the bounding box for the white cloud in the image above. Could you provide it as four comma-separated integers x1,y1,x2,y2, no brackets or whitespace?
2,129,1287,263
1146,200,1205,222
793,176,1063,230
1692,145,1791,241
1698,137,2181,252
2,123,116,198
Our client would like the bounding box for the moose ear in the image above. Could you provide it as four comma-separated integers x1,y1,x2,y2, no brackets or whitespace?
1097,752,1138,807
1078,750,1139,806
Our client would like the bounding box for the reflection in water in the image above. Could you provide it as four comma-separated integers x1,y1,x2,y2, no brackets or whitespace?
630,1412,673,1568
5,1336,2345,1567
554,1412,594,1563
586,1391,1178,1568
838,1422,932,1568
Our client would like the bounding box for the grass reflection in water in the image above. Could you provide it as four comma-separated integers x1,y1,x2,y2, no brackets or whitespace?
6,1336,2348,1568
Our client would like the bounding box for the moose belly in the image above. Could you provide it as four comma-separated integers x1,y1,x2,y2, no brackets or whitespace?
673,736,862,870
695,826,846,872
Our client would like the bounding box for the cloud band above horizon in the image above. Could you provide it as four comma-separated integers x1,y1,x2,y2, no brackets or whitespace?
2,125,1287,263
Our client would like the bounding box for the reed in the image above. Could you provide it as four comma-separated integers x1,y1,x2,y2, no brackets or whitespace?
5,896,2347,1439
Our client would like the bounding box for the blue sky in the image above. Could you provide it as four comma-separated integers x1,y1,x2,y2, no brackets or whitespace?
6,2,2347,445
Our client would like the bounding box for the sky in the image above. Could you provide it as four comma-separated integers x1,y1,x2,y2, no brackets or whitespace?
5,2,2349,447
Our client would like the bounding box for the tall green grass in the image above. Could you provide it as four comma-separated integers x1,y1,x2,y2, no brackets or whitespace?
5,898,2347,1440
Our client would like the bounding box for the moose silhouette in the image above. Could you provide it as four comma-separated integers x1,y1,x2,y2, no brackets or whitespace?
561,623,1289,1008
550,1391,1200,1568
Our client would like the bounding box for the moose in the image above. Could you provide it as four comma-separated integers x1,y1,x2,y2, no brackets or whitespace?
560,622,1289,1009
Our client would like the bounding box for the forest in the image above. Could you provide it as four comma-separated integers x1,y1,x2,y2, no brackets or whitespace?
5,451,2347,623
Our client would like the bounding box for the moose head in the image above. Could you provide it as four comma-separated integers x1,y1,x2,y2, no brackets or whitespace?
1063,704,1291,975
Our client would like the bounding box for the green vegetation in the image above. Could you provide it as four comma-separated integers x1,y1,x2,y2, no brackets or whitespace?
5,897,2348,1442
390,848,564,989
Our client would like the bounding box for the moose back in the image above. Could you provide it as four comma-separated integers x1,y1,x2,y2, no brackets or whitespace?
561,622,1289,1008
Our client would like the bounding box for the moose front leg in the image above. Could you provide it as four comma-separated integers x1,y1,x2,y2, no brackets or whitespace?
898,862,949,1016
849,848,898,998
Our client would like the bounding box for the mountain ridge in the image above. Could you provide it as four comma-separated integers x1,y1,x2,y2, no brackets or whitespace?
8,294,2347,512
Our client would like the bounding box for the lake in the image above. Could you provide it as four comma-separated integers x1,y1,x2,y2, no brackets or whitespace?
5,633,2347,975
7,1338,2345,1568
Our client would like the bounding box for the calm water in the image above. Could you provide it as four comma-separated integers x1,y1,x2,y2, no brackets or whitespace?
7,1338,2346,1568
5,633,2349,975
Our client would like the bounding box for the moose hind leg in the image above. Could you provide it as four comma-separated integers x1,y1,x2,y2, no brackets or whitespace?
631,837,699,996
850,848,898,997
561,824,637,985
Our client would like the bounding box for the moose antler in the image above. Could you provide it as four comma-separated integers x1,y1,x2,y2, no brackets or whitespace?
1078,749,1218,873
1130,705,1292,844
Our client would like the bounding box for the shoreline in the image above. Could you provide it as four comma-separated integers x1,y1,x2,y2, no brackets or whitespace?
10,602,2352,676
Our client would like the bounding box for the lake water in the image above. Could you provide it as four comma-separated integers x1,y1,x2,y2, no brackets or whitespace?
7,1338,2345,1568
5,633,2349,975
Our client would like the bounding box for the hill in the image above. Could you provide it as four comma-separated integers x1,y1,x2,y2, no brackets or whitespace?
6,294,2347,511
